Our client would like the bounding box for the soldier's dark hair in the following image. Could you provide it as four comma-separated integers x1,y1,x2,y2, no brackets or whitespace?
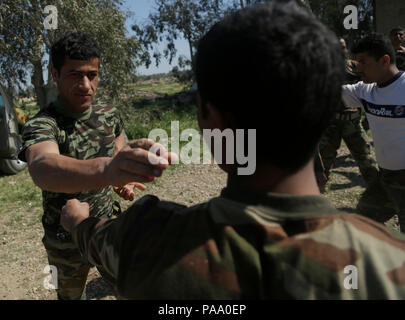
51,32,101,73
196,1,345,173
390,27,404,35
351,33,396,65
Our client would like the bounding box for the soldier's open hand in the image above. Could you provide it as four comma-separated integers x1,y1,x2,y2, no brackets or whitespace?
105,138,178,189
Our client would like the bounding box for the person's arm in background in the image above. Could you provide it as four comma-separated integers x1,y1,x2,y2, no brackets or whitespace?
26,138,169,194
342,82,366,110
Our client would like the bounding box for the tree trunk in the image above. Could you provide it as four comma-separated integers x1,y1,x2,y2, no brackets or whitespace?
372,0,377,31
46,63,58,106
31,60,47,110
187,37,196,72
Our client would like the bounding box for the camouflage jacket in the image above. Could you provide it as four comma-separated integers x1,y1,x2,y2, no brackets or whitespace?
73,185,405,299
397,52,405,71
19,97,124,228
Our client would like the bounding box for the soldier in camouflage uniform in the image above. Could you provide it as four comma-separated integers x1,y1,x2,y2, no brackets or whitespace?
61,3,405,299
315,38,378,193
19,32,168,299
389,27,405,71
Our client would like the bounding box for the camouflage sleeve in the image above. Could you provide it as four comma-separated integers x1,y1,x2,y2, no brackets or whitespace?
18,116,59,162
73,215,127,280
73,195,179,285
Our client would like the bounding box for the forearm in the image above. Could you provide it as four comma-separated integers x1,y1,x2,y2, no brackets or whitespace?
73,217,120,280
29,153,111,193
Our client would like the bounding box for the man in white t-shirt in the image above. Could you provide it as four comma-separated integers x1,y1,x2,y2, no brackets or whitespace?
342,33,405,232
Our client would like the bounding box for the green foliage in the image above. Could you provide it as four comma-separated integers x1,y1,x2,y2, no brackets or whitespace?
0,0,140,109
119,79,199,157
308,0,375,43
170,66,194,85
0,169,42,216
132,0,227,71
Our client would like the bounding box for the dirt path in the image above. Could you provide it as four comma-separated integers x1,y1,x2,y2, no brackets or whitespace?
0,144,366,300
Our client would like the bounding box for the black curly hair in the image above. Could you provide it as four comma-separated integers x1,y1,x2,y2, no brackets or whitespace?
196,1,345,173
351,33,396,65
51,32,101,73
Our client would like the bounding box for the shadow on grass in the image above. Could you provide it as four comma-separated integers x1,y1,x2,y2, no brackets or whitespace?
86,276,115,300
328,170,365,191
333,154,358,169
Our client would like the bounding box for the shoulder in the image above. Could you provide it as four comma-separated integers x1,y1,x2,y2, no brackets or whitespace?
299,212,405,260
22,104,62,138
25,104,59,127
123,195,209,229
91,101,121,117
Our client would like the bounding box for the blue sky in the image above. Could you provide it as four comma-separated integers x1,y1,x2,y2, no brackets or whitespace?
121,0,190,75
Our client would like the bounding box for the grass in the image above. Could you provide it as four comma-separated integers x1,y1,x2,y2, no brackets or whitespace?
129,80,188,96
0,169,42,216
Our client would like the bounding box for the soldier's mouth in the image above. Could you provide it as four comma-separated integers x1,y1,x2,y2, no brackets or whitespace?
76,94,92,99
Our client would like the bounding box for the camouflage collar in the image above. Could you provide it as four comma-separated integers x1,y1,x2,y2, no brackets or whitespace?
53,96,93,121
217,184,339,221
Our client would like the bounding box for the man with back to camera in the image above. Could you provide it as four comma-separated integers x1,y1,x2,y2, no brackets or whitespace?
18,32,172,300
342,33,405,233
60,2,405,299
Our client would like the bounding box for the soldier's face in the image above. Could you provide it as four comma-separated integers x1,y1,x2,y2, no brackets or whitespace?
51,58,99,113
355,52,387,84
390,31,404,48
340,39,348,57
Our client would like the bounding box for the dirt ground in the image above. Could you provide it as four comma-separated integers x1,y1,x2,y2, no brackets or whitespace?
0,143,367,300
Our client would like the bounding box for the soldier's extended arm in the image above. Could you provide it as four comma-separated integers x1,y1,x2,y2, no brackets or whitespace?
342,83,364,109
61,199,121,280
25,138,170,193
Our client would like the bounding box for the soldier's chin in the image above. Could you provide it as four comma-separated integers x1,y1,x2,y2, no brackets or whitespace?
75,97,92,111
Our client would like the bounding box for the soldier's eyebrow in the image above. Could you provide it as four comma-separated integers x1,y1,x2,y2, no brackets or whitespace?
67,69,98,74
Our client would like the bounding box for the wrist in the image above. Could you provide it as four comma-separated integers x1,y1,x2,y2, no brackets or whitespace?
98,157,112,182
71,216,88,232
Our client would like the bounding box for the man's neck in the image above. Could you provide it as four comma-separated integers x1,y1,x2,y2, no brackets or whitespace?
377,65,400,85
226,160,321,196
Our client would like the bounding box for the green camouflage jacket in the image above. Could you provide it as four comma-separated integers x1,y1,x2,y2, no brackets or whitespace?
73,185,405,299
19,98,124,228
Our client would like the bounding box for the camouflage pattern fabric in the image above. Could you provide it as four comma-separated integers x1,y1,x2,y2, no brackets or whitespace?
378,168,405,232
397,52,405,71
73,186,405,299
317,115,379,189
19,97,124,299
356,176,400,233
315,59,378,191
43,233,91,300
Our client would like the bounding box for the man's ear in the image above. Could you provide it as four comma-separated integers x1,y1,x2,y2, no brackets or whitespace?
50,66,59,84
380,54,392,67
206,103,236,131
